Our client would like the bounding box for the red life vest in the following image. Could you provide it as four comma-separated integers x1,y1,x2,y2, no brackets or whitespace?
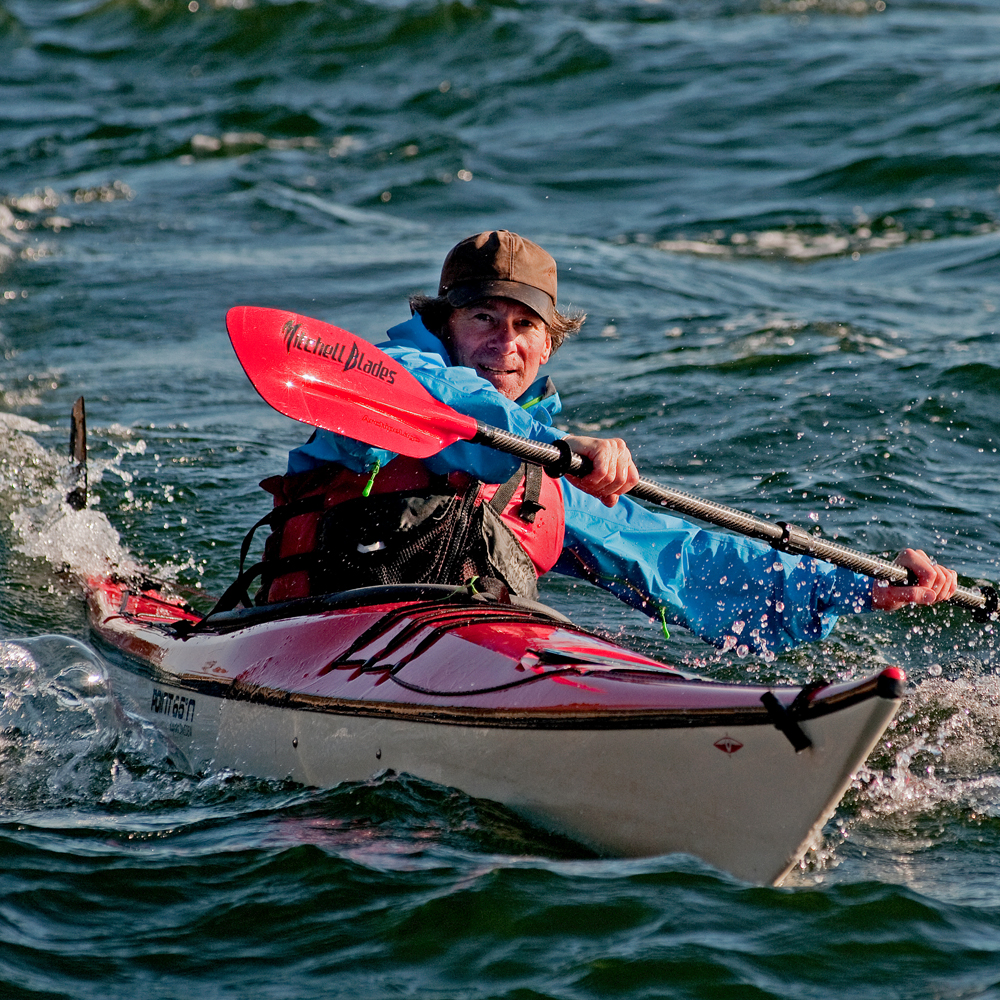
254,456,564,604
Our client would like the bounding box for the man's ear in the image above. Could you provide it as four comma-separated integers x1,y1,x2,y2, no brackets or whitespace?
540,330,552,366
441,312,457,363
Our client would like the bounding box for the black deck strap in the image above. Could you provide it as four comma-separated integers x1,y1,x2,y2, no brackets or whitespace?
789,679,829,714
193,560,267,624
517,462,545,523
760,690,813,752
973,584,999,623
237,511,273,578
192,495,331,630
489,463,526,515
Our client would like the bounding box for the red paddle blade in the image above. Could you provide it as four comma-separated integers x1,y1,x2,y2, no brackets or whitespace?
226,306,478,459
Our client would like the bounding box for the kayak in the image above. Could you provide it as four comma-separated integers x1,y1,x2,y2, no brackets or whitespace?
86,572,903,885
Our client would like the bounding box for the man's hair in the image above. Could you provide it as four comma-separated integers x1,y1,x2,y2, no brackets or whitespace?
408,294,586,353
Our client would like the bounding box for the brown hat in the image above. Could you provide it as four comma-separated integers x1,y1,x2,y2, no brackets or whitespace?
438,230,556,325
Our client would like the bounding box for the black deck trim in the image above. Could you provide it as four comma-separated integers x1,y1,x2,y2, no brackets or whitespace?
94,632,894,732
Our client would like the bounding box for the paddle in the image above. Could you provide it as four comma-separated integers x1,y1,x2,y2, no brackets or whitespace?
67,396,88,510
227,305,997,620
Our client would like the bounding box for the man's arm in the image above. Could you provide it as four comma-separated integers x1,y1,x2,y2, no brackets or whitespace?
556,483,958,653
556,485,870,653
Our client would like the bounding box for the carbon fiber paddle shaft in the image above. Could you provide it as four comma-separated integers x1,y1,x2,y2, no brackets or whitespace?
474,422,992,616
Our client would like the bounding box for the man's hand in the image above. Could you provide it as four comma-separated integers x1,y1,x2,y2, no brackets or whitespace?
562,434,640,507
871,548,958,612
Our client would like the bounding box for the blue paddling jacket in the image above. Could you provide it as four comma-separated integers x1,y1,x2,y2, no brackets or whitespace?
288,315,874,655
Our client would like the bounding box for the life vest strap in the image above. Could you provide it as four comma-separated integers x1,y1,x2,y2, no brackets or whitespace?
519,462,545,523
488,462,545,524
237,494,326,578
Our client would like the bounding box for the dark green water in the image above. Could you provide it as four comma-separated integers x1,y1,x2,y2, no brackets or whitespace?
2,0,1000,996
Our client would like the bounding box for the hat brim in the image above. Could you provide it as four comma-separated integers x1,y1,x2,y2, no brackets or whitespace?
445,280,555,325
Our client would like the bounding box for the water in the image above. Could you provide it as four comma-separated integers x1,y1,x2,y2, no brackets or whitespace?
2,0,1000,995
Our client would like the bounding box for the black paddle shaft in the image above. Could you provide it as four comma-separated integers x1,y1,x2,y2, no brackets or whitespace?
472,421,998,621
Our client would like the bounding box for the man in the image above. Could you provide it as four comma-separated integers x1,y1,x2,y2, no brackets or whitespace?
282,230,956,655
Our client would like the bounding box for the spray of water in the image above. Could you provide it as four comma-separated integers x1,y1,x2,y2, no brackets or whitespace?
0,413,184,587
0,635,179,810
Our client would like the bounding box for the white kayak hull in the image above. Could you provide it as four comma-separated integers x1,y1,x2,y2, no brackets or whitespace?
90,579,902,884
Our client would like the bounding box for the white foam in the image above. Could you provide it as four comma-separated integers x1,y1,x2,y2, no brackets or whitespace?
0,412,50,433
653,223,923,262
12,502,140,581
849,674,1000,821
0,415,143,583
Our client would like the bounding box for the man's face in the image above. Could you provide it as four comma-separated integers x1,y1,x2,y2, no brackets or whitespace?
447,298,552,400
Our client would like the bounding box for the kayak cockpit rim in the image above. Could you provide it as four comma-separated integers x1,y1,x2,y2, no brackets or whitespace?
162,583,573,635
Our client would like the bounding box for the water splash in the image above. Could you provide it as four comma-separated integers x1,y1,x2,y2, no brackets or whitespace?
0,635,177,811
0,418,138,582
857,674,1000,808
789,673,1000,882
0,413,194,588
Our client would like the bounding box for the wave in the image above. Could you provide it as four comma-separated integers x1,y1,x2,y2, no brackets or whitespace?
0,183,132,273
939,243,1000,278
789,153,1000,198
256,182,426,232
0,793,996,1000
9,0,496,64
933,362,1000,397
642,204,999,262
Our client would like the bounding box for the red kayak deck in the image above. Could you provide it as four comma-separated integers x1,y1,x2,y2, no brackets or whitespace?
91,577,902,728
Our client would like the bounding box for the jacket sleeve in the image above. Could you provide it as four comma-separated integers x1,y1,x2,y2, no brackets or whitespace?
288,342,563,481
553,482,874,654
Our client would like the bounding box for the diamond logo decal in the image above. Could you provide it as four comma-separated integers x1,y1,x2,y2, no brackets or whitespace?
714,736,743,754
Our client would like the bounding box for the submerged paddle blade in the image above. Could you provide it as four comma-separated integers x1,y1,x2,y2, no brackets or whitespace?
66,396,88,510
226,306,478,459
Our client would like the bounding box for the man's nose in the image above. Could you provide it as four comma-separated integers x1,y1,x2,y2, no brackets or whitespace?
490,318,519,347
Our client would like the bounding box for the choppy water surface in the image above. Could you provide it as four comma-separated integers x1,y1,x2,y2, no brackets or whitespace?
2,0,1000,996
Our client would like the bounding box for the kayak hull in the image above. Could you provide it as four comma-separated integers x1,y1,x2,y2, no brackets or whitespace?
89,578,901,884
